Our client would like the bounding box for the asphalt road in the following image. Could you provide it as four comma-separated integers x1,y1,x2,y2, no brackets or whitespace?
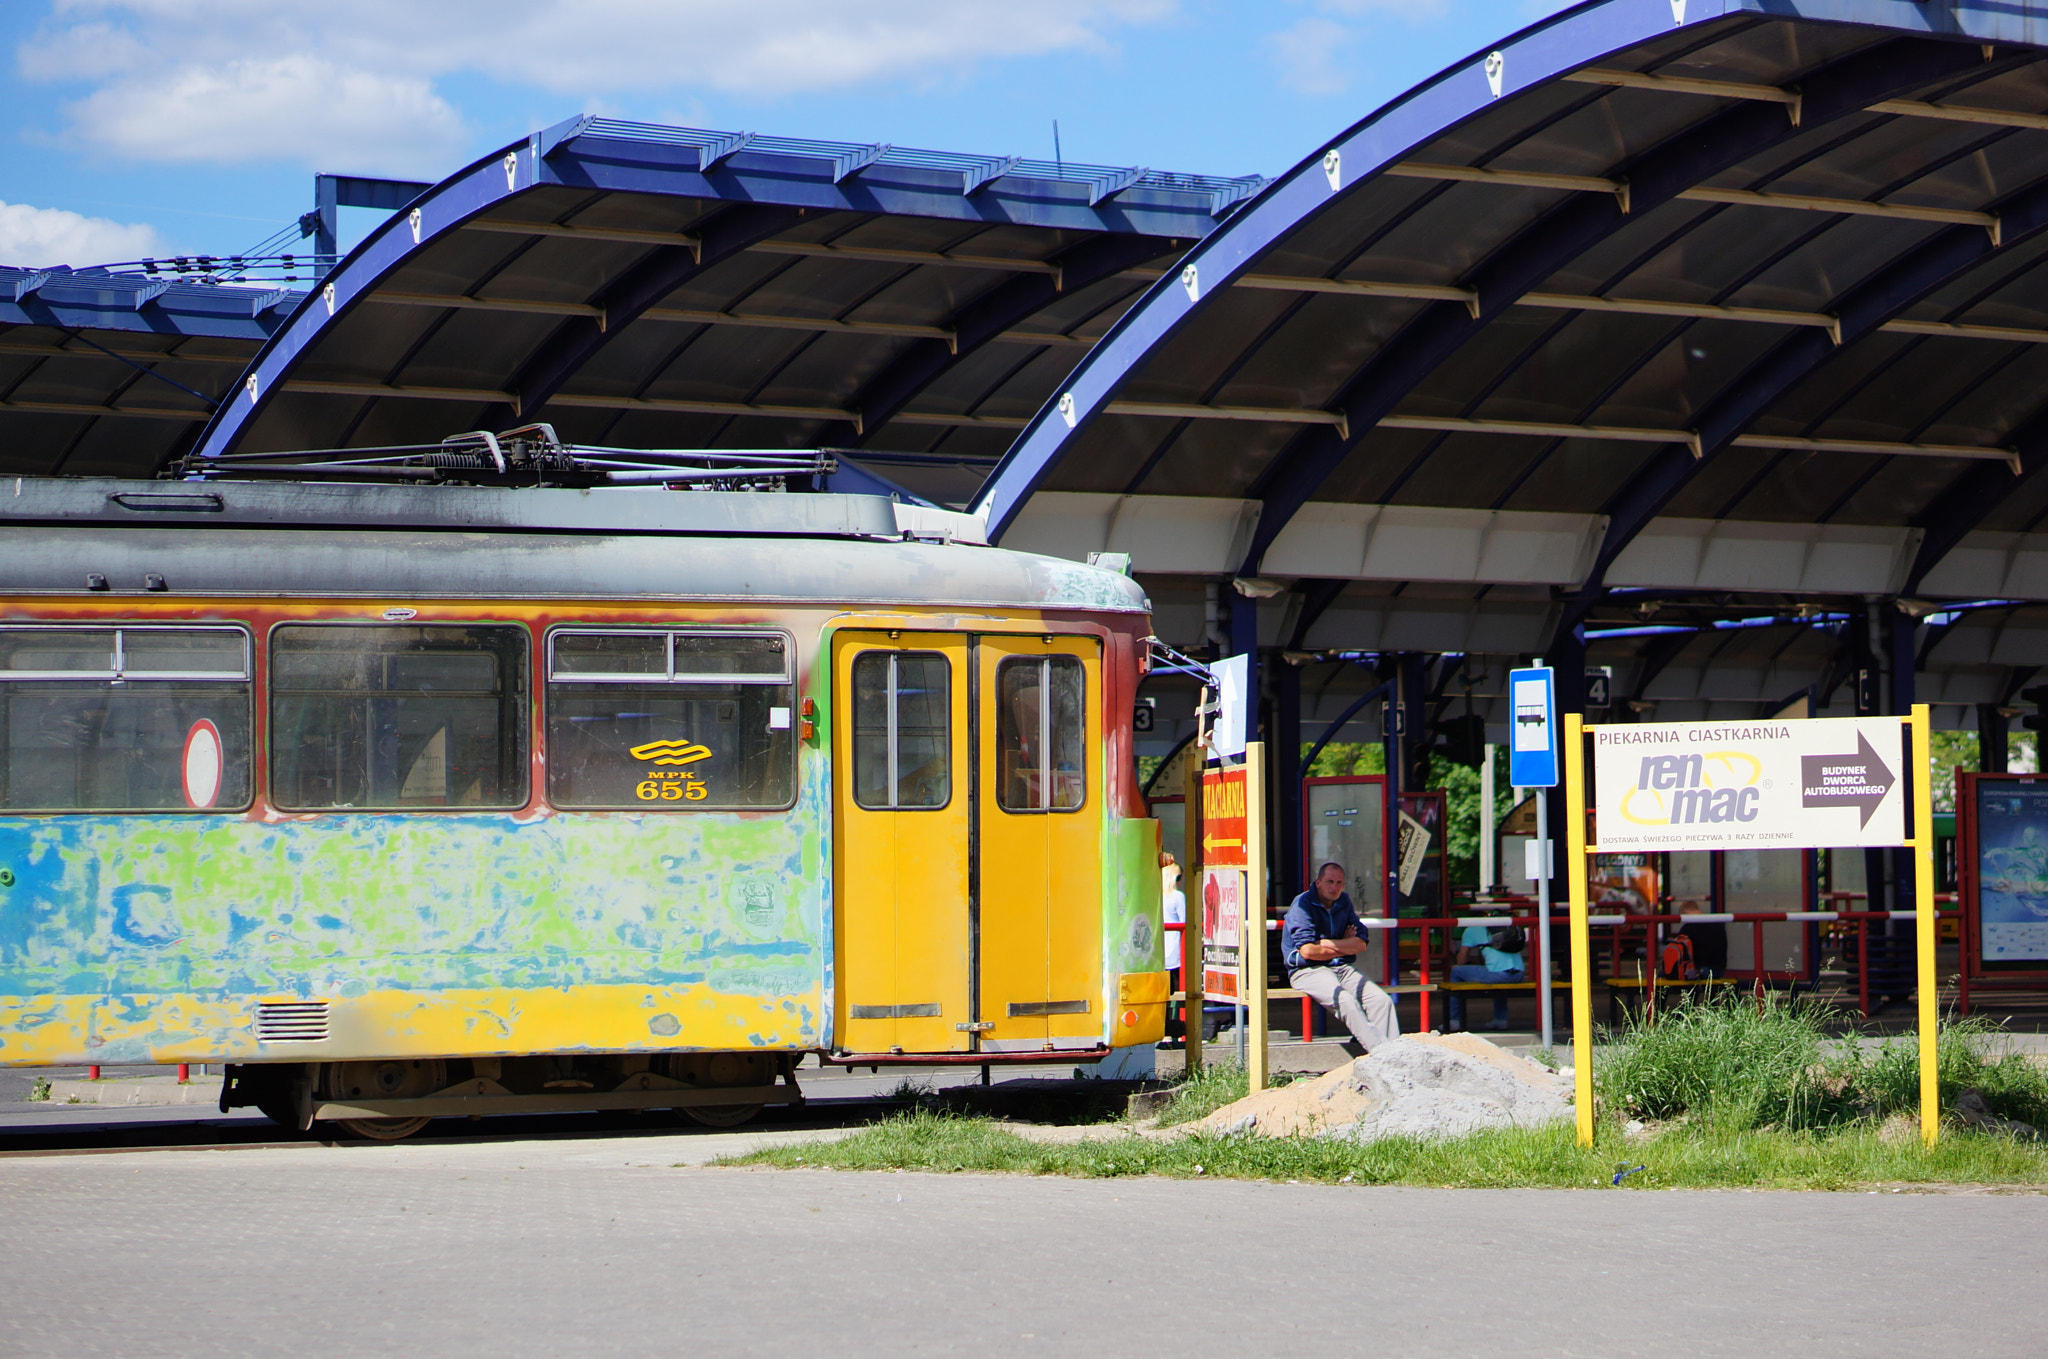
0,1125,2042,1359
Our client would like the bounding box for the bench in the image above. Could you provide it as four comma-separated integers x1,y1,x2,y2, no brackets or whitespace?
1606,975,1738,1025
1171,984,1438,1041
1435,979,1541,1031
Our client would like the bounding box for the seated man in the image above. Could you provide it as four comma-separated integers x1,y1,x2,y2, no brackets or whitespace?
1282,861,1400,1056
1447,914,1526,1032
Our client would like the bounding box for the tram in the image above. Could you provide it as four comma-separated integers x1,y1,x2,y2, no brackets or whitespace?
0,444,1165,1138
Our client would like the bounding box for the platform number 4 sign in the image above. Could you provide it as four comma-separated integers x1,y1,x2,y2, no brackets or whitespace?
1585,668,1612,709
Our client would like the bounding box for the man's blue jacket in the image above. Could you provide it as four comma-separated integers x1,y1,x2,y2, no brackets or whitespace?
1281,889,1363,973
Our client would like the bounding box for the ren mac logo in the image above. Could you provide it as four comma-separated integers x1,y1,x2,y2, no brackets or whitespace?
1621,751,1762,826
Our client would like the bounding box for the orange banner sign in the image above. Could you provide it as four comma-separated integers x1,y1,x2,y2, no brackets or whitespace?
1200,766,1249,868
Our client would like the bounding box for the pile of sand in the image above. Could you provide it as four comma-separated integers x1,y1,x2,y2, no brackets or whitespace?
1194,1033,1570,1142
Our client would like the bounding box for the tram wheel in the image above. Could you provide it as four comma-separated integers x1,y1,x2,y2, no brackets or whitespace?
256,1101,300,1130
658,1052,769,1127
323,1058,447,1141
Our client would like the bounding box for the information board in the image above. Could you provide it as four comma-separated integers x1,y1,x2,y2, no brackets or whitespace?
1592,716,1907,852
1975,779,2048,963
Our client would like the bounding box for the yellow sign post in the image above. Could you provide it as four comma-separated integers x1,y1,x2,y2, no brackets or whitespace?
1563,714,1595,1146
1565,706,1939,1148
1911,705,1938,1147
1243,741,1269,1094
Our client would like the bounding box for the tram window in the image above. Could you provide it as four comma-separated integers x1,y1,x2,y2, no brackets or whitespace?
995,655,1086,813
545,630,795,809
850,652,951,810
0,626,252,812
269,625,528,810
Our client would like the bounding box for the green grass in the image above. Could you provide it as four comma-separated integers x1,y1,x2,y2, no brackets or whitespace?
1599,998,2048,1133
715,1011,2048,1190
1152,1062,1252,1127
717,1107,2048,1190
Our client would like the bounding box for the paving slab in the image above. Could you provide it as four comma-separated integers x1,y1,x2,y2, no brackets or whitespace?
0,1133,2042,1358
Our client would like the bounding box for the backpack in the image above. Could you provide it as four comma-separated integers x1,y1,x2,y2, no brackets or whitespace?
1487,925,1527,955
1659,932,1698,981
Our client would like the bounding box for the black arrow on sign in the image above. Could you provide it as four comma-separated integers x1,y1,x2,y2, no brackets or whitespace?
1799,732,1895,829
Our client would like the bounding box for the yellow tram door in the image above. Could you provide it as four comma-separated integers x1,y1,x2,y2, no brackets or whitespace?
832,632,972,1054
977,635,1103,1053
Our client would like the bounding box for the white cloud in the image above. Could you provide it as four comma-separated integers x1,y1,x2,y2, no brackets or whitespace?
0,200,161,267
1267,17,1358,98
1318,0,1448,15
19,1,1180,169
62,55,466,177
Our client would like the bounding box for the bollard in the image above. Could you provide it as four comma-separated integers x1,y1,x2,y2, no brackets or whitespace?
177,1063,190,1084
88,1065,100,1081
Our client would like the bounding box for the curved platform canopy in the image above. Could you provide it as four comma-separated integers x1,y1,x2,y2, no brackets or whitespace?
0,267,298,477
194,117,1263,503
979,0,2048,737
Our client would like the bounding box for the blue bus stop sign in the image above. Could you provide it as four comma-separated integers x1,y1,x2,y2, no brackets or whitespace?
1508,666,1558,788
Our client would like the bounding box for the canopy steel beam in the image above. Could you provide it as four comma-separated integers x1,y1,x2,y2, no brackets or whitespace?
1904,415,2048,595
1583,169,2048,611
0,340,252,366
1234,37,1985,576
821,233,1174,447
0,398,209,422
368,289,1091,347
1567,66,2048,134
1102,403,2016,466
276,378,1041,431
1287,577,1351,651
1385,161,2003,239
502,203,805,422
1233,271,2048,345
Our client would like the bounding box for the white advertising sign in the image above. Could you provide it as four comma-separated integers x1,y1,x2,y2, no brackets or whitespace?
1592,716,1908,852
1211,653,1249,759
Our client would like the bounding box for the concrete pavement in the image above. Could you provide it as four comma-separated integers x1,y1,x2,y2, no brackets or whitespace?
1,1129,2043,1358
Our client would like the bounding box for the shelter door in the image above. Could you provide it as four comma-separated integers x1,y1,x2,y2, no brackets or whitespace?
833,632,972,1054
978,635,1102,1052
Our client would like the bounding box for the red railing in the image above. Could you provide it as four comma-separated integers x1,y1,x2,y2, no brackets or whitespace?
1168,906,1960,1036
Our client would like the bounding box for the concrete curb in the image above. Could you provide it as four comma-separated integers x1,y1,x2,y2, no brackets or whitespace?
41,1077,223,1107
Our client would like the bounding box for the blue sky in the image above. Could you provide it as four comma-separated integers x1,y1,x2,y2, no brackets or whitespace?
0,1,1567,269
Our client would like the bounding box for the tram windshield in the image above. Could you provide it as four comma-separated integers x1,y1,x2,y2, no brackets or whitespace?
995,655,1086,813
0,626,251,811
545,630,796,809
268,625,529,810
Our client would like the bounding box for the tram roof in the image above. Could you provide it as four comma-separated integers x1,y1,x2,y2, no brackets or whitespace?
189,117,1261,489
0,477,1144,614
975,0,2048,647
0,267,299,479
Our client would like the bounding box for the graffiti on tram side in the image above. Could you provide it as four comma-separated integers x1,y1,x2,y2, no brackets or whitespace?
0,807,827,1064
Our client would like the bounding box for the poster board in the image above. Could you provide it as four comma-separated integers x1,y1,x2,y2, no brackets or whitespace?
1397,790,1447,915
1303,775,1386,918
1200,866,1244,1000
1960,772,2048,977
